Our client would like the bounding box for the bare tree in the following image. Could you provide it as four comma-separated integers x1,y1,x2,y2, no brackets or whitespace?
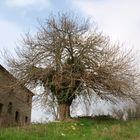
4,12,139,121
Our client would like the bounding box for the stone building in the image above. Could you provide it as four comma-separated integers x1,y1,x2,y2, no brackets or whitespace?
0,65,34,127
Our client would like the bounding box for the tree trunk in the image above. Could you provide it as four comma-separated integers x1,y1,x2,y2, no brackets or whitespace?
58,103,71,121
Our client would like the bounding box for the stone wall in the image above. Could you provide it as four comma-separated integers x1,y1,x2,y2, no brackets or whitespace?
0,65,33,127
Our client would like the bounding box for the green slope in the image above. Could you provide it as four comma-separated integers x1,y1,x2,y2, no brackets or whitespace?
0,118,140,140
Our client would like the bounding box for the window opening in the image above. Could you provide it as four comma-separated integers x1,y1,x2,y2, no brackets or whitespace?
7,102,12,114
15,111,20,122
25,116,28,123
0,103,3,115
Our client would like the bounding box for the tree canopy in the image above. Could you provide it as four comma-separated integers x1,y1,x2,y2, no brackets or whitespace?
5,13,139,120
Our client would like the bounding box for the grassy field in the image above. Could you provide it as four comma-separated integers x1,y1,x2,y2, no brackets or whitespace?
0,118,140,140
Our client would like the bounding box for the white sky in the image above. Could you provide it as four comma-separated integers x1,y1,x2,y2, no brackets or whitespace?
0,0,140,121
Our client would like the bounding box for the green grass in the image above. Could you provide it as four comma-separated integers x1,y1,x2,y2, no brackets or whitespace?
0,118,140,140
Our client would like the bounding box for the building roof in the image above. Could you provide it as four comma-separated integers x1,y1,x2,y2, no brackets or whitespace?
0,64,34,96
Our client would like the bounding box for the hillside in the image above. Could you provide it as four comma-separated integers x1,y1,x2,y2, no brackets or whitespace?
0,118,140,140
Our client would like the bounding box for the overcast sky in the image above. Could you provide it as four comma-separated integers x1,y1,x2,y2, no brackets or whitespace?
0,0,140,121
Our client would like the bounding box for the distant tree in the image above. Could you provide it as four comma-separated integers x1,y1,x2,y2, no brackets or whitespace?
5,13,139,120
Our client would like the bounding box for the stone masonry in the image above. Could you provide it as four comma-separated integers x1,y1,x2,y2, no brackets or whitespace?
0,65,34,127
